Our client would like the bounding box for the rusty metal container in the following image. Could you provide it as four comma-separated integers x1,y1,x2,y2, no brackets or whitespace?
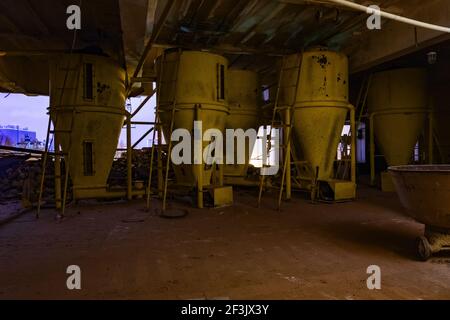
49,54,126,199
157,50,229,187
276,48,356,201
292,49,350,182
389,165,450,260
368,69,429,167
224,69,260,178
432,87,450,163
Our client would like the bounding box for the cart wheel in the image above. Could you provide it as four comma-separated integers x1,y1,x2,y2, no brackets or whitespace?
416,236,432,261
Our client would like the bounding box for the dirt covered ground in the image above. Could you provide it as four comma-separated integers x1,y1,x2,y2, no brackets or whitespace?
1,186,449,299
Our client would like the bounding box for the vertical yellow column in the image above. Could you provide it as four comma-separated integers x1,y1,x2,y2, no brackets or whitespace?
126,113,132,200
196,105,203,209
212,164,217,186
218,163,224,187
197,164,203,208
54,133,62,210
285,107,291,200
350,106,356,185
428,112,434,164
370,114,376,186
157,122,163,198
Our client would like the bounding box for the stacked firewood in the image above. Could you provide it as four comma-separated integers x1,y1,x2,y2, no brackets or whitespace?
0,147,170,207
0,154,55,207
108,147,169,187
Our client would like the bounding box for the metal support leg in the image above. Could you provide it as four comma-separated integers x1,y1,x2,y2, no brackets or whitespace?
218,163,224,187
157,127,163,198
196,105,203,209
37,117,52,218
428,113,434,164
54,134,62,211
197,163,204,209
370,115,376,186
350,107,357,185
61,153,70,216
126,114,133,200
285,107,291,200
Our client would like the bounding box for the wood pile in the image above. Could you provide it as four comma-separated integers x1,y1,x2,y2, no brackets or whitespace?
0,153,55,207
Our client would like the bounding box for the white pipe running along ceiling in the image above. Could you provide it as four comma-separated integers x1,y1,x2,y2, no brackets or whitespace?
325,0,450,33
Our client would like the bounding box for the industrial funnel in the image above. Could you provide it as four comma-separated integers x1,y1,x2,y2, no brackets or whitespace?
368,68,429,167
224,69,260,180
49,54,126,199
432,85,450,163
292,49,350,181
157,50,229,187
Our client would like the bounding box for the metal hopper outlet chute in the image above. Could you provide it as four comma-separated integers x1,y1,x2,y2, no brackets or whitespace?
48,53,128,200
367,68,432,191
224,69,261,186
155,49,232,209
35,52,151,217
290,49,356,202
259,48,356,206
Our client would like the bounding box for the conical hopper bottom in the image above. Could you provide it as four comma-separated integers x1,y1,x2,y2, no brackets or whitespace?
159,107,228,187
51,110,124,189
293,106,347,181
373,114,426,166
223,113,258,177
434,113,450,163
432,88,450,163
49,53,126,194
368,68,429,166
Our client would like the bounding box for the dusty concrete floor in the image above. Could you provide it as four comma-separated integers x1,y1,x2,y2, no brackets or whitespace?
0,185,449,300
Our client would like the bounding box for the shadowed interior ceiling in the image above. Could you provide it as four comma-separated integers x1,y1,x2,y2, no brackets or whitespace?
0,0,448,95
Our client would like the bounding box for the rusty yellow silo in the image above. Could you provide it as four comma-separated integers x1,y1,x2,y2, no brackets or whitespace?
281,48,356,201
157,50,229,195
224,69,260,183
49,54,126,200
434,113,450,164
367,68,430,191
432,86,450,163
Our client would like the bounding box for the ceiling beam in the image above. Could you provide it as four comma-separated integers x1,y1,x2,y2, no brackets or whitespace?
132,0,175,80
347,0,450,72
278,0,354,11
239,2,286,44
24,0,50,36
152,42,291,56
145,0,159,39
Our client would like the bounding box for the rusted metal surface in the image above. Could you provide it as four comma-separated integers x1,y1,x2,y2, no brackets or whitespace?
389,165,450,229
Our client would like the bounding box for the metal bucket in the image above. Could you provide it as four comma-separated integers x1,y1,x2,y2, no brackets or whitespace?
389,165,450,229
389,165,450,260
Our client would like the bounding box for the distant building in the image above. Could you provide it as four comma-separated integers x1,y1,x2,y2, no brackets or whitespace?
0,125,39,148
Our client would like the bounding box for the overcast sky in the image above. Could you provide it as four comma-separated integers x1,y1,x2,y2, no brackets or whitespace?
0,93,156,149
